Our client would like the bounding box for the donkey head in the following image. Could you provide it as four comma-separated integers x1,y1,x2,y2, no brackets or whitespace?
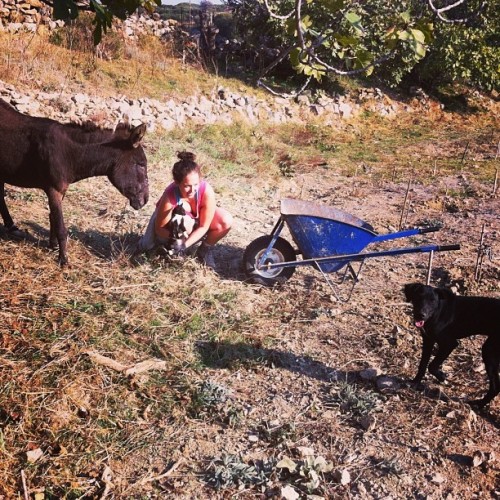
108,123,149,210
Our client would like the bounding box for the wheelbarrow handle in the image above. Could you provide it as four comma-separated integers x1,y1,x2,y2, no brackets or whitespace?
437,244,461,251
419,226,441,234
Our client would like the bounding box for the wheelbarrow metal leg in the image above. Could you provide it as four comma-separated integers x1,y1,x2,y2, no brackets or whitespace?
316,259,366,302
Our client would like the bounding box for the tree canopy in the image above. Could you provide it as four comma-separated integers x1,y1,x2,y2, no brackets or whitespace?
47,0,497,91
227,0,496,92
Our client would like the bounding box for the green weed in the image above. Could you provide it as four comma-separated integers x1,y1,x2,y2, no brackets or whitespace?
206,454,274,490
332,382,384,417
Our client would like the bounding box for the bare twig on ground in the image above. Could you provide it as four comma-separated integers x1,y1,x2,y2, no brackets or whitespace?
21,470,29,500
135,458,185,486
85,351,167,375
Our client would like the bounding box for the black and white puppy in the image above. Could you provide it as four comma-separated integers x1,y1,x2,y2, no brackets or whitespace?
169,204,190,239
165,204,195,255
404,283,500,408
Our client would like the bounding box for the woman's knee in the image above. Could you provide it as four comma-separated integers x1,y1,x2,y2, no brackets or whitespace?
212,208,232,232
221,211,233,231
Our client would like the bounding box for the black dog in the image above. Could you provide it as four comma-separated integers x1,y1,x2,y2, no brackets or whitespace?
404,283,500,408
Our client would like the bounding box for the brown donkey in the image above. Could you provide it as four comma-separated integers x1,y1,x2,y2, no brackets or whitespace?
0,99,149,265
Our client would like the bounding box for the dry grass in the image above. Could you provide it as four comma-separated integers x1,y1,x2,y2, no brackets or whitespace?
0,30,499,498
0,28,262,100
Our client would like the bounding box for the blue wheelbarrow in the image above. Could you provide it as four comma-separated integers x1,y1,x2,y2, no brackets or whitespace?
243,198,460,300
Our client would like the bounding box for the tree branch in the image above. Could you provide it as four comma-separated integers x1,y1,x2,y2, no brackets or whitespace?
262,0,294,20
426,0,487,23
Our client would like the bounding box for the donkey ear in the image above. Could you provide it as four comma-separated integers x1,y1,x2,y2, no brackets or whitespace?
130,123,147,148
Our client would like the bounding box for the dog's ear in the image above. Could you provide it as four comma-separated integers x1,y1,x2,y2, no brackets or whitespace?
404,283,421,302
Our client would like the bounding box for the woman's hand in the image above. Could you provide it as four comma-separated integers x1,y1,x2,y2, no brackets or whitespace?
170,239,186,256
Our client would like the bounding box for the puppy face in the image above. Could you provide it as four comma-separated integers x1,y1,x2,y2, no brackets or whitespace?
404,283,439,328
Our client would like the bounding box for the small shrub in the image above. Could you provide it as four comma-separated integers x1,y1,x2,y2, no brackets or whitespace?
206,454,273,490
189,380,229,417
332,382,383,417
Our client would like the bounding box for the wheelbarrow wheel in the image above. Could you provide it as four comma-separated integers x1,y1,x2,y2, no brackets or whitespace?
244,235,296,286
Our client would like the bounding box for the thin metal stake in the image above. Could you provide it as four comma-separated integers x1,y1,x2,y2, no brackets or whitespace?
399,178,412,230
474,224,486,282
493,168,498,196
426,251,434,285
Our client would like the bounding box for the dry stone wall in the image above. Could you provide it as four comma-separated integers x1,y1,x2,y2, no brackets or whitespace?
0,78,412,133
0,0,57,30
0,76,425,134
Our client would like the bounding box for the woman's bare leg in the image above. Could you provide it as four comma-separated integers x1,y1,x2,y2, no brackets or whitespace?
204,207,232,245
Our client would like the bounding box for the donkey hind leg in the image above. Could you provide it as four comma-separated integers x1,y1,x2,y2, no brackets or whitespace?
46,188,68,265
0,183,18,232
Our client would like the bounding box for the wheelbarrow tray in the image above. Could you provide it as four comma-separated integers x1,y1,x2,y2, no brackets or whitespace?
279,199,450,273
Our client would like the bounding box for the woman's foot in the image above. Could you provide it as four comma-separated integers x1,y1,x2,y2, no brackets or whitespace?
196,242,216,270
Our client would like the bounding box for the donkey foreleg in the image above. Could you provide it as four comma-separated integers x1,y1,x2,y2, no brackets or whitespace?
46,188,68,266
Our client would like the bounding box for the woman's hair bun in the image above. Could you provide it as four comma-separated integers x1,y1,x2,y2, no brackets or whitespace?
177,151,196,162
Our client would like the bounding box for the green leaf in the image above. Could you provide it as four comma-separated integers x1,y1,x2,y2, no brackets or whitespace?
300,15,313,31
335,34,359,47
415,21,434,43
345,12,361,25
400,10,411,24
350,48,374,74
320,0,346,12
93,21,103,45
90,0,113,43
286,17,296,36
410,29,426,44
290,47,301,67
398,30,411,41
414,42,426,59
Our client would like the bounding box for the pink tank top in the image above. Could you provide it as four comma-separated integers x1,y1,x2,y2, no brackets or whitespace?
158,180,208,219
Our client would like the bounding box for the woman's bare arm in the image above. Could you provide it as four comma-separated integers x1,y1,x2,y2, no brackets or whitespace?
154,194,175,242
184,184,216,248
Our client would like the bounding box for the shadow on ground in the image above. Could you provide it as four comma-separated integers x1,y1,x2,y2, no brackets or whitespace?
196,340,500,427
13,223,247,279
196,340,361,383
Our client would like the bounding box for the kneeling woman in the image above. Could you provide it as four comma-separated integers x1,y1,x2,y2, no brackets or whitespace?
138,151,232,267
